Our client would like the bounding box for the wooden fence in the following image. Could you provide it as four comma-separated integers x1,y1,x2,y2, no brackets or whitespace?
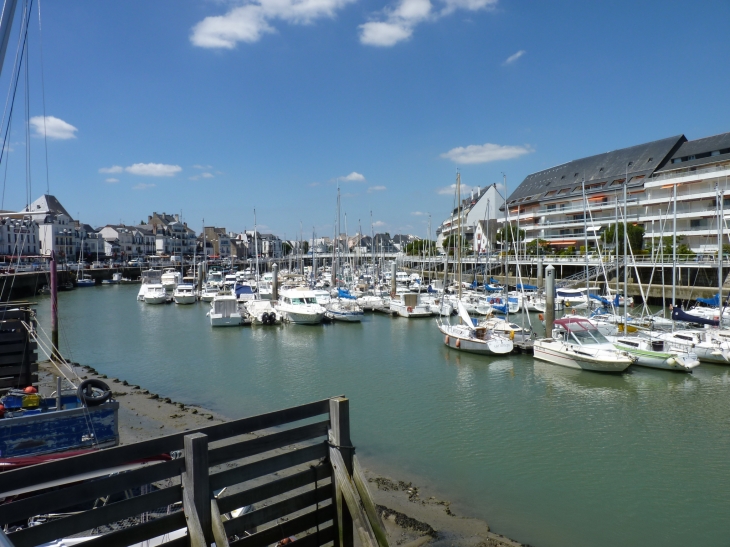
0,303,36,391
0,396,388,547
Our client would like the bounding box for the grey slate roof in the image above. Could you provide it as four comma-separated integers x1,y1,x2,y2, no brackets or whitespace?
506,135,685,207
655,132,730,173
26,195,73,218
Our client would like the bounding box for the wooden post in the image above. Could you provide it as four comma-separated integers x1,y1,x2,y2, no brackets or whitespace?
329,397,353,547
183,433,212,546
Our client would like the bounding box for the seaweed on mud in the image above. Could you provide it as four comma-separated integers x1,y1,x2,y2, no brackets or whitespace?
377,505,437,537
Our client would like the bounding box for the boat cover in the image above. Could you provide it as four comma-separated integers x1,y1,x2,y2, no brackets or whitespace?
337,288,356,299
516,283,537,290
589,293,611,306
235,284,255,297
554,317,597,332
696,294,720,307
672,306,719,326
489,277,500,284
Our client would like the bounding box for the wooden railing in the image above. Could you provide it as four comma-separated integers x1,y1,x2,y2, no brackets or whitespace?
0,396,388,547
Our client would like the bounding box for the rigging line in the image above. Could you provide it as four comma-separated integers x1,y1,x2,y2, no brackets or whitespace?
0,109,12,209
37,0,48,194
0,0,34,185
23,18,30,209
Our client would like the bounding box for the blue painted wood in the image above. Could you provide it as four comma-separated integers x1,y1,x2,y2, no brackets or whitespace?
0,402,119,458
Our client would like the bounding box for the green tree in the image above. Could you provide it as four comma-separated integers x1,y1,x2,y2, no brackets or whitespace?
601,223,645,254
282,242,293,255
404,240,437,256
442,234,471,256
495,225,525,248
525,238,551,255
302,241,309,254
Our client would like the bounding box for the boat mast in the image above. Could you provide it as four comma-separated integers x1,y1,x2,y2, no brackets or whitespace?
623,167,629,325
503,172,509,321
615,194,618,310
718,181,723,315
672,181,677,320
254,208,259,288
582,178,588,295
456,171,462,301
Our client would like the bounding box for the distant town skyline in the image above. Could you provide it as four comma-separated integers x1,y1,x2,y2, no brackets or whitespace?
0,0,726,240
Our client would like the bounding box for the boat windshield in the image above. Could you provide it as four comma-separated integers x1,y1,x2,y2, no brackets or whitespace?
570,329,609,345
304,297,317,304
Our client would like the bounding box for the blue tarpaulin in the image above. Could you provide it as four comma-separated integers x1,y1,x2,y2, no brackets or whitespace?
672,306,719,326
427,285,437,293
493,304,508,314
489,277,500,284
696,294,720,307
338,288,356,299
516,283,537,291
589,293,611,306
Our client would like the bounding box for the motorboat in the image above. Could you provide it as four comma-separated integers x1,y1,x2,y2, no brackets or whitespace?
606,334,700,372
76,274,95,287
137,269,162,301
244,299,280,325
235,282,257,302
102,272,123,285
480,317,534,351
161,268,181,291
275,289,326,324
389,293,432,318
326,299,364,322
223,274,238,290
208,291,242,326
438,301,513,355
173,283,197,304
313,289,332,306
533,317,634,372
144,284,168,305
654,328,730,364
421,295,453,316
357,294,384,311
200,284,219,302
207,270,224,288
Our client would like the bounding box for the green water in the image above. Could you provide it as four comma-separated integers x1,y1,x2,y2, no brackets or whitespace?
31,285,730,547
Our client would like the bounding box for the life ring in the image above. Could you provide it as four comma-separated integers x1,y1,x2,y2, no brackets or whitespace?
407,306,414,313
78,378,112,407
455,339,461,348
445,335,449,345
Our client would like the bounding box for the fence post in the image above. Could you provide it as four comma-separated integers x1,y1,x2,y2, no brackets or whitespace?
329,397,353,547
183,433,212,546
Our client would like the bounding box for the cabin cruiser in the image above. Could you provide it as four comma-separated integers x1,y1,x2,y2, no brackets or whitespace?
200,284,219,302
207,270,224,288
144,284,168,305
534,317,634,372
137,269,162,301
173,283,197,304
102,272,123,285
438,302,513,355
480,317,534,350
161,269,181,291
208,291,242,326
357,294,385,311
654,328,730,364
244,299,280,325
313,289,332,306
276,289,327,324
389,293,432,318
606,334,700,372
235,282,257,302
76,274,95,287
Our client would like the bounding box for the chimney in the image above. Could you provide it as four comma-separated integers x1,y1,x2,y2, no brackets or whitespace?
174,214,179,222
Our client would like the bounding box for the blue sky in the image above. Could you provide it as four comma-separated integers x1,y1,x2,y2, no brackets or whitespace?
1,0,728,239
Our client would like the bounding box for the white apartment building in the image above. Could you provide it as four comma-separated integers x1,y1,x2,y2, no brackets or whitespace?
501,132,730,254
0,217,39,257
436,183,502,251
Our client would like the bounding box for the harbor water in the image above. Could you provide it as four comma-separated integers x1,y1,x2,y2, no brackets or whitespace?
32,285,730,547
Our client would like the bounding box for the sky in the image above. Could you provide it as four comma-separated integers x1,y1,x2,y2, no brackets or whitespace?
0,0,728,240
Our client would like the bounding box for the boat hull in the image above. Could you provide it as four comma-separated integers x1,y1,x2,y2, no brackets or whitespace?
327,310,364,322
210,313,242,326
173,295,197,305
144,296,167,305
282,311,325,324
534,340,632,372
439,326,514,355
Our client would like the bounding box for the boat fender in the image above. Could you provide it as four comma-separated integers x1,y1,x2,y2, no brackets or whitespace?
565,301,571,307
78,378,112,407
538,313,544,321
455,339,461,348
666,357,676,366
571,309,576,315
445,335,449,345
0,402,4,418
510,330,515,340
407,306,414,313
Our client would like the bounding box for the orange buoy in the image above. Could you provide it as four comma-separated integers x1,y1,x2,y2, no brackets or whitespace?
538,313,544,321
445,335,449,345
455,339,461,348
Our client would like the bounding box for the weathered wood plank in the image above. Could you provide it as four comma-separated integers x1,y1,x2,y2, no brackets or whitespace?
224,484,331,538
218,464,330,514
0,342,36,353
184,433,211,546
329,397,353,547
0,459,184,524
232,505,334,547
69,511,186,547
211,498,231,547
352,456,389,547
0,374,36,389
210,443,328,492
0,398,332,493
0,363,37,376
210,421,330,467
0,310,30,321
329,447,378,547
0,353,35,366
0,331,28,343
8,486,181,547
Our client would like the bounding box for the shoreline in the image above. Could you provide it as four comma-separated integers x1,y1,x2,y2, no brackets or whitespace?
37,360,527,547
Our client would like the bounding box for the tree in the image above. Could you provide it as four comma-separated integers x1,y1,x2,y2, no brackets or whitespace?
525,238,551,255
442,234,471,256
495,225,525,248
404,240,437,256
302,241,309,254
282,242,293,255
601,223,645,254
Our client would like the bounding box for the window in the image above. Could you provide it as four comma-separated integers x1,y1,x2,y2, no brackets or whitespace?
545,190,557,197
558,188,570,195
690,219,706,228
546,204,556,211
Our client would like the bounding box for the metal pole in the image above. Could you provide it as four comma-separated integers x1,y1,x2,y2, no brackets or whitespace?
50,250,59,361
545,264,555,336
390,262,396,295
0,0,19,81
272,262,278,301
672,183,677,312
623,174,628,326
537,258,543,289
718,182,723,313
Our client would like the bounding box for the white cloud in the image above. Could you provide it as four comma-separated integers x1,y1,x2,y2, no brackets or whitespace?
99,165,123,174
338,171,365,182
201,172,214,178
192,164,213,169
126,163,182,177
437,183,475,195
29,116,78,140
411,211,427,216
368,185,386,192
133,183,156,190
191,0,355,48
373,220,386,228
440,143,533,164
503,49,525,65
105,178,119,184
360,0,496,47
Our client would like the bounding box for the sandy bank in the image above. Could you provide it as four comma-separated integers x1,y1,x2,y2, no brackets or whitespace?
37,361,527,547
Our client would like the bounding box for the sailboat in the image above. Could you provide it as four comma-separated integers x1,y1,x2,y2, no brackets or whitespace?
437,172,513,355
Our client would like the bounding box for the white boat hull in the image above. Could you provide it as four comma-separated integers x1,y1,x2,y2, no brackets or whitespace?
534,340,632,372
282,311,325,324
326,310,364,322
145,295,167,305
173,295,197,305
210,313,242,326
439,325,513,355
